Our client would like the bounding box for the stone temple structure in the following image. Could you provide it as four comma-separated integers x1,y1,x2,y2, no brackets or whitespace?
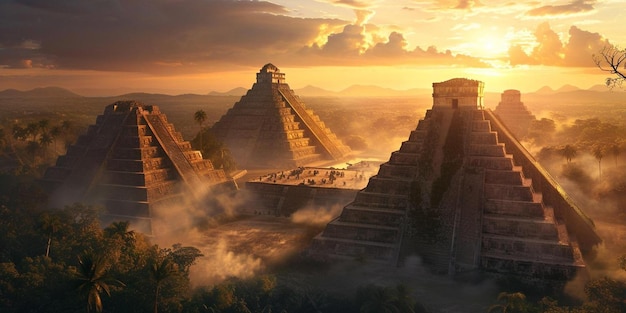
493,90,536,139
310,78,600,282
211,63,351,168
42,101,231,233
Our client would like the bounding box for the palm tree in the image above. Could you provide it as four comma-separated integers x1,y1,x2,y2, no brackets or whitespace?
38,119,50,134
50,126,61,155
74,251,124,313
488,292,528,313
592,145,605,179
194,110,207,149
560,144,577,164
39,132,53,160
26,122,39,141
611,144,620,167
150,257,178,313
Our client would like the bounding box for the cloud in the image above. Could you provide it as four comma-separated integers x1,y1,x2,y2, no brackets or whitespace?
526,0,596,17
430,0,483,11
0,0,487,72
329,0,373,9
508,22,613,67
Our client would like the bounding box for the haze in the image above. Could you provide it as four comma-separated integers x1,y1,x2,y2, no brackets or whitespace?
1,0,624,95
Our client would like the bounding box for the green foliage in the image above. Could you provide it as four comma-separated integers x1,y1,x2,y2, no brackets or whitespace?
192,127,237,172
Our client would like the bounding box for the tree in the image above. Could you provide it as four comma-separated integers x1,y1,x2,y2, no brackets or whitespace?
26,122,39,141
50,126,61,155
611,144,620,167
74,251,124,313
150,257,178,313
194,110,207,149
560,145,577,164
488,292,530,313
39,132,53,160
593,45,626,89
592,145,605,179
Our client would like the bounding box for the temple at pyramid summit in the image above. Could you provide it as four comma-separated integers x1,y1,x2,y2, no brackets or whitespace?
493,89,536,139
41,101,232,233
310,78,601,281
211,63,351,168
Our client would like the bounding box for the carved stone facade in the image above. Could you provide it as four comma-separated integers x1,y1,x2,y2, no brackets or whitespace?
42,101,231,233
493,90,536,138
212,63,351,168
310,78,600,282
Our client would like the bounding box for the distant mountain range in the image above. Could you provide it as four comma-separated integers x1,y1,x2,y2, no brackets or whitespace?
0,86,82,98
0,84,622,99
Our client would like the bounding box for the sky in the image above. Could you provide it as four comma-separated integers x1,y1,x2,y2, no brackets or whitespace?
0,0,624,96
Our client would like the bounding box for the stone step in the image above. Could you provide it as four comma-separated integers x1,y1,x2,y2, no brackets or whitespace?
484,169,524,185
467,155,514,170
468,144,506,157
482,214,560,240
323,222,400,244
389,151,420,165
484,199,545,218
470,132,498,145
309,237,397,262
472,120,492,132
482,234,574,261
484,183,534,201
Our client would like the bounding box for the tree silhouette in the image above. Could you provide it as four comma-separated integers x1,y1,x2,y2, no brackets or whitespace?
488,292,529,313
74,251,124,313
560,145,577,164
594,45,626,89
50,126,61,155
150,257,178,313
611,144,620,167
194,110,207,149
26,122,38,141
39,132,53,160
592,145,605,179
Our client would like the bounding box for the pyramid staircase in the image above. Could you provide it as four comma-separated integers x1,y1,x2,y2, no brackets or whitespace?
310,108,589,280
309,110,439,263
454,109,585,279
211,64,350,168
42,101,229,233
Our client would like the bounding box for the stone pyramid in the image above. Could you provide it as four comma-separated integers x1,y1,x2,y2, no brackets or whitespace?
42,101,231,233
493,90,535,138
310,78,600,281
211,63,351,168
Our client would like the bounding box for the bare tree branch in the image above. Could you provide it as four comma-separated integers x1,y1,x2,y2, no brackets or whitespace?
593,45,626,89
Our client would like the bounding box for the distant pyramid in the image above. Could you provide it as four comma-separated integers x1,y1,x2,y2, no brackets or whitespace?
42,101,231,233
211,63,351,168
310,78,600,282
493,90,535,139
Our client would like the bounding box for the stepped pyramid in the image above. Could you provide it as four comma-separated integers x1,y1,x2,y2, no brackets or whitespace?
42,101,231,233
310,78,600,281
211,63,351,168
493,90,535,138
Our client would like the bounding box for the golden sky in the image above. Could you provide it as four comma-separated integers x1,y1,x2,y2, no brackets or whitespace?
0,0,624,95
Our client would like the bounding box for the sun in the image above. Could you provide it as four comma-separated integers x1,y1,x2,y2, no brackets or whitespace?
476,35,510,59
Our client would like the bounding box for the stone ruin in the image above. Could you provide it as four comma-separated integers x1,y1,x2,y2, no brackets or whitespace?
211,63,351,168
41,101,232,233
310,78,601,282
493,89,536,139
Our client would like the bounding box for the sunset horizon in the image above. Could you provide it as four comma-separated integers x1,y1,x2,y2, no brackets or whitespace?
1,0,624,96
